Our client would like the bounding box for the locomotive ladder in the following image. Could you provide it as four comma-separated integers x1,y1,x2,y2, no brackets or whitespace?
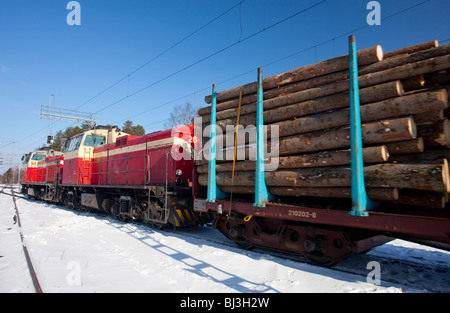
80,147,92,185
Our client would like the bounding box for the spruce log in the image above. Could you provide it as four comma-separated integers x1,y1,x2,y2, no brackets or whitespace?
199,53,450,116
196,146,388,172
384,40,439,59
359,54,450,89
201,117,416,161
396,189,447,209
425,69,450,87
198,162,449,193
417,119,450,148
199,73,400,116
359,44,450,80
386,138,424,155
402,75,425,91
211,89,447,140
414,110,444,124
199,44,450,117
203,41,440,105
203,80,404,124
204,44,450,122
390,150,450,163
219,186,399,201
203,45,383,104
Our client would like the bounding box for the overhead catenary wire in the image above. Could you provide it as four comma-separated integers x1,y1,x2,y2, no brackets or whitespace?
2,1,247,153
93,0,328,115
114,0,435,129
71,0,248,113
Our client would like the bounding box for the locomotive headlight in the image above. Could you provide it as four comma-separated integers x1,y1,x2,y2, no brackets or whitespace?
175,169,183,176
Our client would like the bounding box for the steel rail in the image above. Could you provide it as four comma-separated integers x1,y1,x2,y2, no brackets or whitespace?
9,189,43,293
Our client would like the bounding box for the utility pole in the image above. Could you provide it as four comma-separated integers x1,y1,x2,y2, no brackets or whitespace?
47,94,55,145
40,95,98,146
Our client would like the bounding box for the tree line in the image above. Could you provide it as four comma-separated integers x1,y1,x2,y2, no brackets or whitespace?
47,102,198,151
0,167,20,184
49,120,145,151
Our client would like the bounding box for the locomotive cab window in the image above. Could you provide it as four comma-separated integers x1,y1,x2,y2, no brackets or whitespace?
64,135,83,152
31,153,46,161
65,137,75,152
74,135,83,150
84,135,106,147
22,154,31,164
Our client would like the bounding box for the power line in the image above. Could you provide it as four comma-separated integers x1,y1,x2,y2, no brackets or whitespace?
2,1,247,152
72,0,247,113
113,0,434,128
94,0,328,115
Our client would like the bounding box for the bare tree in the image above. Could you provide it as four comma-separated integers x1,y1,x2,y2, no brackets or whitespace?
164,102,198,129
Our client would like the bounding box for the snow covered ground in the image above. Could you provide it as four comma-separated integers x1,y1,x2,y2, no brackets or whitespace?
1,188,449,294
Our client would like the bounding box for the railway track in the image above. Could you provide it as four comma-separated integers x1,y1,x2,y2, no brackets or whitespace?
1,186,43,293
4,189,449,293
175,225,450,293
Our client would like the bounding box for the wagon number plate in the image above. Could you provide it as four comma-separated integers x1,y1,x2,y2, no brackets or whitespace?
194,199,207,212
288,209,317,219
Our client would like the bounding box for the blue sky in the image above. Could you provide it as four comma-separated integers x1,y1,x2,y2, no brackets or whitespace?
0,0,449,171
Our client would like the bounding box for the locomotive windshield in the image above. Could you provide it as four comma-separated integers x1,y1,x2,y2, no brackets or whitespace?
84,135,106,147
31,153,46,161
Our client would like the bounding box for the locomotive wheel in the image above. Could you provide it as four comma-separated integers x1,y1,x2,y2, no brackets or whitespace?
81,206,92,213
117,214,129,222
235,241,254,250
150,222,164,230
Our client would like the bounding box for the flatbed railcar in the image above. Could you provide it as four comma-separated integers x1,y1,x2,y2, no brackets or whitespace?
192,191,450,266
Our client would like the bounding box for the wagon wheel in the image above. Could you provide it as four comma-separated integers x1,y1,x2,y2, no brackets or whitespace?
304,253,337,267
234,239,254,250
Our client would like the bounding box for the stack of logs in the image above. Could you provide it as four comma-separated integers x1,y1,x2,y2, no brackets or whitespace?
196,40,450,210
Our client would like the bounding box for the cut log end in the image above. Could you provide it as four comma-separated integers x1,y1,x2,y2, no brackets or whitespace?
375,45,384,62
380,145,390,162
392,188,400,201
395,80,405,96
444,120,450,147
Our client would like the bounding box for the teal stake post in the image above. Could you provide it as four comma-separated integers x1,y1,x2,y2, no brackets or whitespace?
348,35,376,217
254,68,275,207
206,84,227,202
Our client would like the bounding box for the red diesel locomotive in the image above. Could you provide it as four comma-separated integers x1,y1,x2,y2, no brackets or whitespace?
21,125,199,229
